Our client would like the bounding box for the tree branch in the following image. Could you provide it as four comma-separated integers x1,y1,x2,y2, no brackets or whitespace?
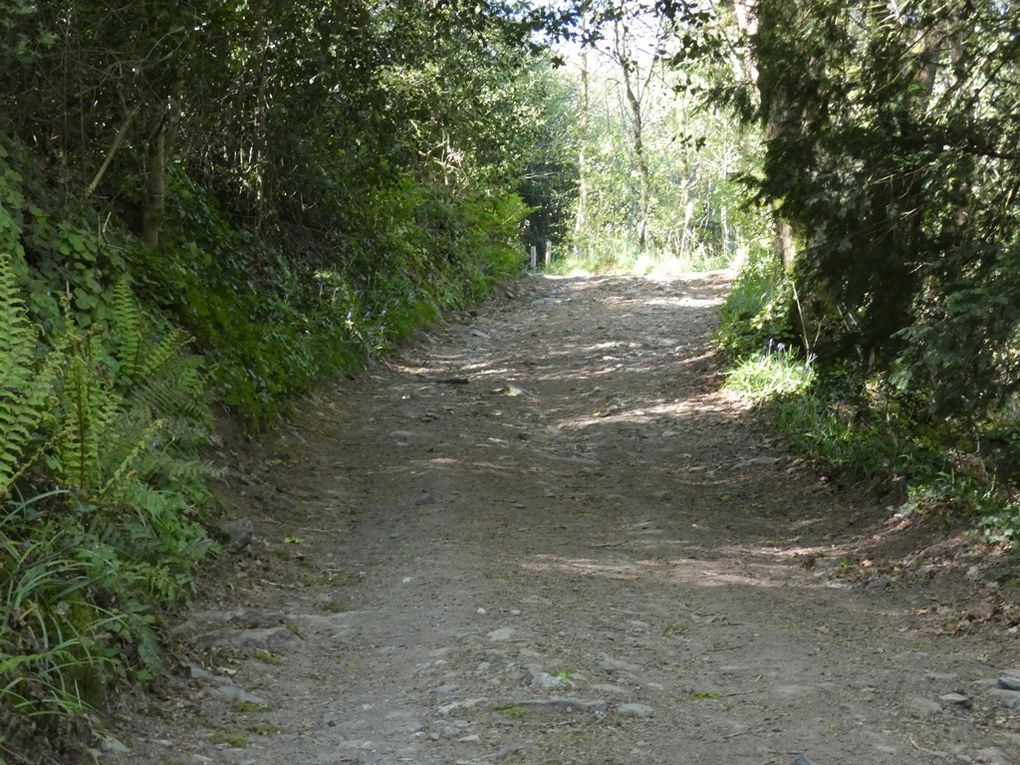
85,106,138,197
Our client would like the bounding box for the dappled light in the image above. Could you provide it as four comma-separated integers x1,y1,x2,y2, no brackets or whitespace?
558,392,738,430
521,552,812,591
2,0,1017,761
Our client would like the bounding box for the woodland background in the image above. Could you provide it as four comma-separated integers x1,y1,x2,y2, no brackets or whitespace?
1,0,1017,758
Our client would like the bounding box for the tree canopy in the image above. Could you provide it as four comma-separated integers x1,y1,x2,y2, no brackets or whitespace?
2,0,1019,758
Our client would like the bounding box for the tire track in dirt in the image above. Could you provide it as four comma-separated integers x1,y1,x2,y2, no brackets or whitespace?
113,273,1019,765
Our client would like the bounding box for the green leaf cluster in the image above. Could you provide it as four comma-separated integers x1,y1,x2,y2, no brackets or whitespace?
0,1,583,755
0,166,216,756
709,0,1020,537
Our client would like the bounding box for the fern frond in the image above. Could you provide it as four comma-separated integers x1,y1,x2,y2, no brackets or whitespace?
56,344,124,495
0,252,65,496
138,328,189,382
109,278,192,387
110,276,143,384
58,354,100,492
98,419,161,499
167,457,224,484
133,356,209,424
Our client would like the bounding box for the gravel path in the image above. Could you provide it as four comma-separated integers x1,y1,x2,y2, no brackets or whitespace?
112,273,1019,765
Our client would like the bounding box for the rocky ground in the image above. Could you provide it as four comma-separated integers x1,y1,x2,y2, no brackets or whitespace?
108,273,1019,765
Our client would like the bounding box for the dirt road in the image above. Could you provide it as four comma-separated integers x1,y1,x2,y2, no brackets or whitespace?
113,273,1019,765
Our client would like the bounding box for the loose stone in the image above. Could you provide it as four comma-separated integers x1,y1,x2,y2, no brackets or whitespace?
616,703,655,718
998,674,1020,691
909,697,942,715
939,693,972,708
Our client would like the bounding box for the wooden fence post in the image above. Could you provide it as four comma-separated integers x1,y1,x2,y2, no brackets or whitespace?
530,245,537,271
544,240,552,268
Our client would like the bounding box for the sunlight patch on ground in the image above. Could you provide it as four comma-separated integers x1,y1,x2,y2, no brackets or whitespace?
521,553,797,590
718,543,835,561
459,362,516,376
405,456,525,476
390,361,436,376
556,391,741,430
522,555,646,580
665,566,788,589
644,296,726,308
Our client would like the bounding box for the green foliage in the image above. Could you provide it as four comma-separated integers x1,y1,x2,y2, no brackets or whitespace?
708,0,1020,545
1,496,114,718
0,0,563,426
976,501,1020,546
717,252,796,357
769,393,907,479
110,277,189,388
0,253,65,497
0,1,587,756
747,0,1020,421
549,233,732,276
548,7,770,274
137,172,530,427
0,173,215,755
0,144,26,261
725,347,814,399
721,234,1020,542
721,261,1020,545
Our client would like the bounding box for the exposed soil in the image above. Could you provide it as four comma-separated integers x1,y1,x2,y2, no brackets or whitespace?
109,273,1019,765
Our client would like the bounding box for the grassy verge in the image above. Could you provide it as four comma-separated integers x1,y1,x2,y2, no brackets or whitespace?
720,253,1020,548
545,234,733,276
0,136,530,762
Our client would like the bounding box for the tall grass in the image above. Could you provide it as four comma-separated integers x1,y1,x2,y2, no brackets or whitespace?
1,493,115,720
547,234,735,276
724,344,814,398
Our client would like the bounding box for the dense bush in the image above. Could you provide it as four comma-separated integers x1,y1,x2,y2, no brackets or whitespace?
709,0,1020,546
720,255,1020,545
0,1,564,756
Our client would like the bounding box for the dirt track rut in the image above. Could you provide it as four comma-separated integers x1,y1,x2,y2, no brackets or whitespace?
114,273,1019,765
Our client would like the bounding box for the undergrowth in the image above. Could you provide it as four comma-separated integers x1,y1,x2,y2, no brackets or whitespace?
142,171,527,426
0,240,215,755
546,233,733,276
0,128,531,760
720,250,1020,547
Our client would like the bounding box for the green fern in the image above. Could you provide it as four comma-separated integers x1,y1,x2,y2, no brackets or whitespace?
57,352,102,493
110,276,143,384
55,339,124,495
0,252,64,497
133,353,210,428
55,339,207,501
110,277,190,386
137,328,189,382
97,419,161,500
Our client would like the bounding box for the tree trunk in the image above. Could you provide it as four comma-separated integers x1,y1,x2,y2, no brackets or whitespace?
141,75,182,252
574,41,590,250
678,198,695,259
141,109,167,251
747,0,798,270
614,20,652,251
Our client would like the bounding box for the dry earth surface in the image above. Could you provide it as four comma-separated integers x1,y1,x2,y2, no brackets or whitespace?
107,273,1020,765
